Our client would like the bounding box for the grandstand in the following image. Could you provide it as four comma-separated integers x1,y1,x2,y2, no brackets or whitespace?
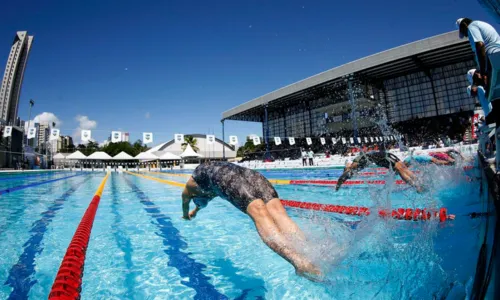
222,31,477,160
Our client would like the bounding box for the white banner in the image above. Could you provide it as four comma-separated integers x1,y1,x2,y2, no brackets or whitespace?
81,130,91,142
229,135,238,145
206,134,215,145
174,134,184,144
342,137,346,144
274,137,282,145
252,136,261,145
143,132,153,144
50,129,60,141
364,137,368,143
111,131,122,143
306,137,312,145
357,137,361,143
289,137,295,145
320,137,326,145
370,137,374,142
332,137,337,144
27,127,36,139
350,137,354,144
379,136,383,141
3,126,12,138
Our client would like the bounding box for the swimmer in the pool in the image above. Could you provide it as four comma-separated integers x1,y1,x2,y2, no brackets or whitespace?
403,153,453,166
428,149,464,165
181,161,321,280
335,151,421,192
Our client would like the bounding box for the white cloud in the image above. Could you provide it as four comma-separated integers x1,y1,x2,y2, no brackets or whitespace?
24,112,62,132
99,140,109,147
145,112,150,119
73,115,98,144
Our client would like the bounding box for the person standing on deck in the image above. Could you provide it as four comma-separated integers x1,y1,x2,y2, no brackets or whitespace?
307,149,314,166
181,161,321,280
301,148,308,166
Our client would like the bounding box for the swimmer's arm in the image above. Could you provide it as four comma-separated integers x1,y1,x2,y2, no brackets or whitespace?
182,188,192,220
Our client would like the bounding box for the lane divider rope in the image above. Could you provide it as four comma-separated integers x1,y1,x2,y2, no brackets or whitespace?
48,173,110,299
125,172,452,222
0,173,84,196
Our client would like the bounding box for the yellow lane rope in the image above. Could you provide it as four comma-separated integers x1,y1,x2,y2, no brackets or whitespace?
124,171,186,188
95,172,110,197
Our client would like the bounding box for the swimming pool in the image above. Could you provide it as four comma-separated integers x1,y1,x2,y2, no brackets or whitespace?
0,164,487,299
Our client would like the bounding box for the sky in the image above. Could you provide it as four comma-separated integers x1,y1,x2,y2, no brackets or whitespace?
0,0,496,146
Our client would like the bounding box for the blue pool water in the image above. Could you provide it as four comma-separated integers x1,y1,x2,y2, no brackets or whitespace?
0,165,486,299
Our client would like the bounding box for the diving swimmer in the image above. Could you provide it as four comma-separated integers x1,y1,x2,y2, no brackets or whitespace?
428,149,464,165
335,151,420,191
181,161,321,279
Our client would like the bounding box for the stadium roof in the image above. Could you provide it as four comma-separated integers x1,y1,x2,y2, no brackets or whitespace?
222,31,474,122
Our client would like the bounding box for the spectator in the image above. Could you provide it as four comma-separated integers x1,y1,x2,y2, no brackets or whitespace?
301,148,307,166
308,149,314,166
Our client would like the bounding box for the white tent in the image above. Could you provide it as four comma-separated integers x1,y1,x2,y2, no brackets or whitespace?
66,151,87,160
180,144,202,158
87,151,112,160
135,152,158,160
53,153,66,159
113,151,135,160
159,152,181,160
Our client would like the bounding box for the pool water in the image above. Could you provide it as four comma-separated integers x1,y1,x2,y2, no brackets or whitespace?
0,164,485,299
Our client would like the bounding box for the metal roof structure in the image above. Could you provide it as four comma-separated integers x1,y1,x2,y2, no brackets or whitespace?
222,31,474,122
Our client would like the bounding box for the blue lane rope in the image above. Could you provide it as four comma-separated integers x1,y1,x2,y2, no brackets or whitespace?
4,175,92,299
0,173,84,196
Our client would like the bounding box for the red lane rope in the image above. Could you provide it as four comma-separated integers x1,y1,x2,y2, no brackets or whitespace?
48,174,109,300
280,199,450,222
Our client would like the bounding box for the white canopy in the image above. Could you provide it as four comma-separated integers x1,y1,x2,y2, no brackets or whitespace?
180,144,203,158
135,152,158,160
159,152,181,160
87,151,112,160
53,153,66,159
66,151,87,160
113,151,135,160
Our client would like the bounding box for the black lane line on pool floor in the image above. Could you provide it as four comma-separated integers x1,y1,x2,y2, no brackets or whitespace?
110,175,137,298
123,176,229,300
4,175,92,300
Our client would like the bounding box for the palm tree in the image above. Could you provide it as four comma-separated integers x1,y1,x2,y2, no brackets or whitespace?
182,135,199,152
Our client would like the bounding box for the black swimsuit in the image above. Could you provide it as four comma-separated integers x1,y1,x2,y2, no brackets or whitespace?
353,151,400,169
191,162,278,213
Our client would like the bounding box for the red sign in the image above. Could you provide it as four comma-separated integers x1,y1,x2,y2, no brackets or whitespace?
471,113,479,140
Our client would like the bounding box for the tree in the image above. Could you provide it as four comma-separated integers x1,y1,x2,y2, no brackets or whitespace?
101,141,140,157
182,135,199,152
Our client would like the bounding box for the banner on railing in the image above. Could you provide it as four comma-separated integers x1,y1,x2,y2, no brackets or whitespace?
332,137,337,144
50,129,60,141
174,134,184,144
143,132,153,144
252,136,261,145
320,137,326,145
289,137,295,145
27,127,36,139
81,130,91,142
364,137,368,143
342,137,346,144
273,136,281,145
357,137,361,143
3,126,12,138
306,137,312,145
229,135,238,145
370,137,374,142
350,137,354,144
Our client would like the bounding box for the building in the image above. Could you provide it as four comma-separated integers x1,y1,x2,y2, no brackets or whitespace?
222,31,475,143
37,122,49,148
0,31,34,125
61,135,73,150
147,134,236,159
122,132,130,142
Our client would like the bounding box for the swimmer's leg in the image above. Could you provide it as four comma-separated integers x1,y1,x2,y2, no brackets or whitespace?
246,199,320,278
265,198,306,242
394,162,422,192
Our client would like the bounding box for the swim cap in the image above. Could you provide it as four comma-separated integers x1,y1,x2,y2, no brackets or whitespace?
467,69,476,84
